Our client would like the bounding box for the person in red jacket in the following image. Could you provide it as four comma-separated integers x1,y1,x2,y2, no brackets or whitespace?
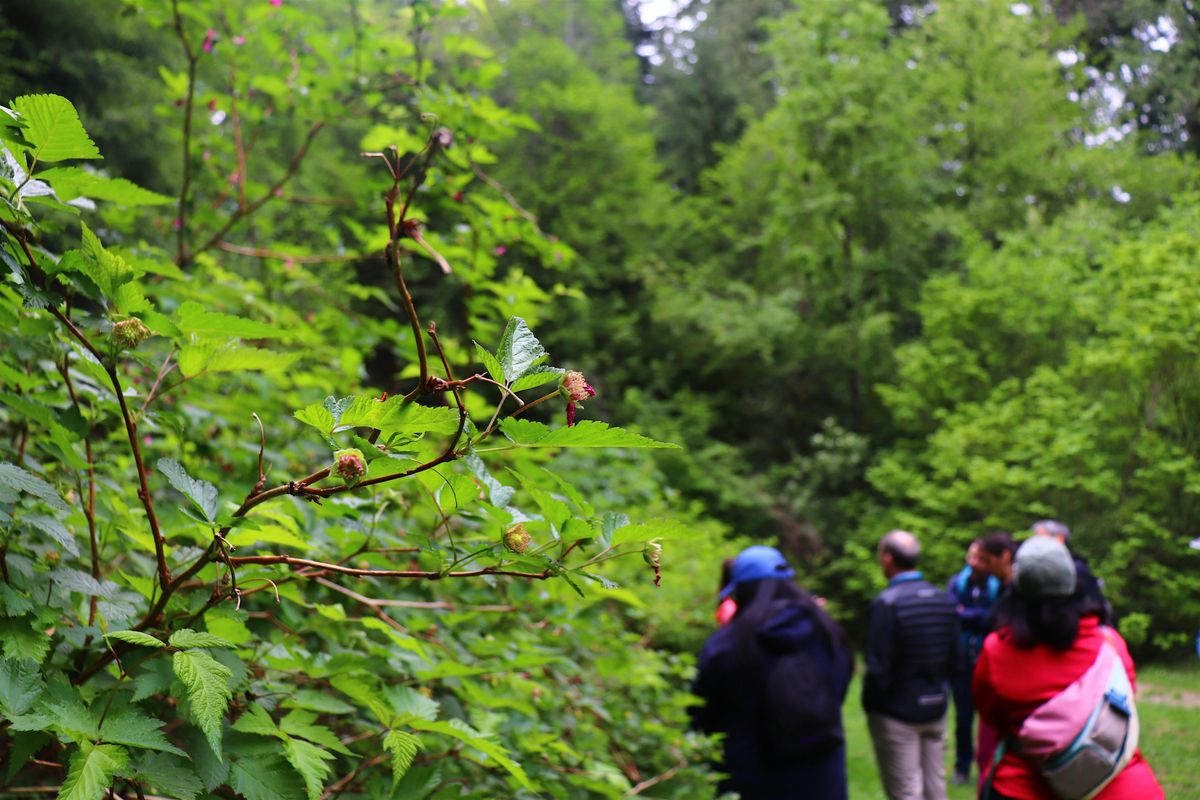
972,537,1163,799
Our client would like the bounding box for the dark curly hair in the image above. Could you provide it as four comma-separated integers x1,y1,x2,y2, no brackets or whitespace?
993,583,1105,650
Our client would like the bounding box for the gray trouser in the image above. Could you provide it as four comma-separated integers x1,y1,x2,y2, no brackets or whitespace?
867,712,948,800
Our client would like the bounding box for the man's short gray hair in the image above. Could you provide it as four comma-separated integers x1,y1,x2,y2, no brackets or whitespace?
1033,520,1071,541
879,530,921,570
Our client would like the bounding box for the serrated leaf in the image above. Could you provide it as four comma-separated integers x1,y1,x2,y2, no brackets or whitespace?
23,513,80,556
177,342,299,377
279,710,353,755
0,657,43,715
232,703,282,738
409,718,533,790
497,419,680,449
226,523,308,550
156,459,219,523
281,690,355,716
168,629,234,650
473,341,504,386
0,462,69,511
182,726,229,791
293,402,335,436
496,317,546,384
57,743,128,800
382,685,439,722
50,568,115,598
36,167,171,206
78,223,135,297
0,617,51,663
104,630,165,648
12,94,100,162
329,674,394,726
98,712,187,756
231,758,306,800
172,649,233,758
383,729,421,786
283,737,335,800
175,301,284,340
334,393,402,430
509,365,564,393
127,752,204,800
377,403,461,436
466,453,514,508
6,731,50,784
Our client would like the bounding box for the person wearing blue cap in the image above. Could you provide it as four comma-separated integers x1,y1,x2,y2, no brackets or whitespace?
691,545,854,799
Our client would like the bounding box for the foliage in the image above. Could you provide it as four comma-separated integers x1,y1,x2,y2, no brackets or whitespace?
0,1,718,796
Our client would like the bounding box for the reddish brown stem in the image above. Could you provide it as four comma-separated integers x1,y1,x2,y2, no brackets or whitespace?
228,553,550,580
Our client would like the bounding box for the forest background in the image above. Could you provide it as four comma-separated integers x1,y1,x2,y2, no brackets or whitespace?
1,0,1199,798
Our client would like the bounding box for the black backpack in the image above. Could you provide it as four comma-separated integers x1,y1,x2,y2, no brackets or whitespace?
757,622,845,763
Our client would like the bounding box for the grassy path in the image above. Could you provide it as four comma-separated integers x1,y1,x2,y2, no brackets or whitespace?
842,661,1200,799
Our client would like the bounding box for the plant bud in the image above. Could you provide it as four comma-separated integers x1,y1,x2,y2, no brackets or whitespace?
643,541,662,587
112,318,151,349
502,523,531,554
333,448,367,486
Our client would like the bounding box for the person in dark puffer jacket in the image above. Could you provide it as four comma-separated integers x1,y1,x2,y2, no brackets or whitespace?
692,546,854,800
864,530,960,800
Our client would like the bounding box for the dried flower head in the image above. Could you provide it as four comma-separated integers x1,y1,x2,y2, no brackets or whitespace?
112,318,151,349
502,524,531,554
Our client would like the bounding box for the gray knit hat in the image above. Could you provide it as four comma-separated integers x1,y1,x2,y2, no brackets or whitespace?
1013,536,1077,597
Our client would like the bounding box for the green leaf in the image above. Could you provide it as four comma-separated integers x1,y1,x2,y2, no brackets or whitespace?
23,514,80,556
0,462,69,511
408,718,533,790
127,752,204,800
509,365,564,393
294,402,335,436
78,223,135,297
329,674,394,726
334,393,403,430
497,419,680,449
496,317,547,384
473,341,504,386
5,731,50,784
0,657,43,715
12,94,100,162
168,629,234,650
0,617,51,663
282,737,335,800
103,630,165,649
230,758,306,800
177,342,300,377
98,712,187,756
171,649,233,758
383,729,421,786
57,743,128,800
466,453,515,508
36,167,171,206
232,703,282,738
175,301,284,340
377,403,461,436
182,727,228,791
279,710,354,755
281,691,355,716
157,458,220,522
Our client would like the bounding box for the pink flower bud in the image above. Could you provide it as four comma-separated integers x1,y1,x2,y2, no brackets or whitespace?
202,29,217,53
333,448,367,485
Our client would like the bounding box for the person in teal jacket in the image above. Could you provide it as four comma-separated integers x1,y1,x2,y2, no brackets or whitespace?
947,539,1001,784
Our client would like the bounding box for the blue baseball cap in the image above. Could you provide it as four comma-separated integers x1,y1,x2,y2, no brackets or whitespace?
719,545,795,599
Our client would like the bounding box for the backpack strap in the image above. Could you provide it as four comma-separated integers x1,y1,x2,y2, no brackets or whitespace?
979,736,1009,800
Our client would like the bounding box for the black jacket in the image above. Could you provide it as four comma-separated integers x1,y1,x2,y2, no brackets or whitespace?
862,573,960,724
693,600,854,800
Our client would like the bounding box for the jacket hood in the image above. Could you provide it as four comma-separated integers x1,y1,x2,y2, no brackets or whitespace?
756,602,819,653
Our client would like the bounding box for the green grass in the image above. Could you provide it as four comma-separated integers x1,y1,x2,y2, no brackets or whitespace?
843,661,1200,799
